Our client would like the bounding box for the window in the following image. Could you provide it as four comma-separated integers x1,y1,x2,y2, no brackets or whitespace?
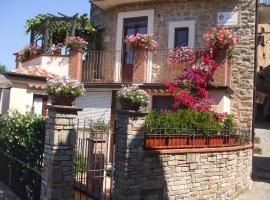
33,95,48,116
174,28,189,47
152,96,174,110
168,20,195,49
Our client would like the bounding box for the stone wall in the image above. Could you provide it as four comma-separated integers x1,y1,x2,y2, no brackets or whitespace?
113,111,253,200
91,0,256,130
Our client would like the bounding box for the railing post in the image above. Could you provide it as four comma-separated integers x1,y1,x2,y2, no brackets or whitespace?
40,105,82,200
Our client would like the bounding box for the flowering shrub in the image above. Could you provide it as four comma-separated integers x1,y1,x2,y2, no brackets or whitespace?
65,36,88,50
204,27,238,51
117,85,149,106
166,50,218,111
18,44,41,61
126,33,158,50
45,77,85,97
146,109,237,135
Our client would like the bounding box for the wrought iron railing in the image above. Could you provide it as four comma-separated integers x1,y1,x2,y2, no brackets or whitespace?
145,127,251,149
82,49,231,85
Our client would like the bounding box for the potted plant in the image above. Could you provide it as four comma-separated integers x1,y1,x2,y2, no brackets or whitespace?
45,77,85,106
117,85,149,111
52,43,63,55
203,27,238,58
65,36,88,51
18,44,42,62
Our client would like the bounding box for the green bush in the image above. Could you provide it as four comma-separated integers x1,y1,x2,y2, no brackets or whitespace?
0,110,46,200
145,109,237,135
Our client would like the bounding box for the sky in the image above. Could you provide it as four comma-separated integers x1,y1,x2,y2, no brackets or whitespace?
0,0,90,70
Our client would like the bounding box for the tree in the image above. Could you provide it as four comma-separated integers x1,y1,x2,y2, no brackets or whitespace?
0,64,7,74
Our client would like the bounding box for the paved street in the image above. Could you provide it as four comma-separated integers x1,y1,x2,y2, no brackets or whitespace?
0,180,19,200
238,122,270,200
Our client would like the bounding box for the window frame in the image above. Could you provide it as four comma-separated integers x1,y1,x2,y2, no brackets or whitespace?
168,20,195,49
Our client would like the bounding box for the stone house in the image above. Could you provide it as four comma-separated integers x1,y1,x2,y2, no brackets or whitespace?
83,0,256,132
0,51,82,116
256,1,270,120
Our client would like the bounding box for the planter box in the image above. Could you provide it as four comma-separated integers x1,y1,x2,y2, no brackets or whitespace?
224,135,237,146
190,135,207,147
167,135,191,148
145,135,166,149
208,136,225,147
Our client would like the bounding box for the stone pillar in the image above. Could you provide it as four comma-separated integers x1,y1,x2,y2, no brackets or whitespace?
133,49,148,83
69,48,82,81
113,110,146,200
40,105,82,200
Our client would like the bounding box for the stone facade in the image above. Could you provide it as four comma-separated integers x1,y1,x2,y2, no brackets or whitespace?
113,111,253,200
91,0,256,130
40,105,82,200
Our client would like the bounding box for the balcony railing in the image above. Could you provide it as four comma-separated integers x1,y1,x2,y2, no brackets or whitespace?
82,49,231,86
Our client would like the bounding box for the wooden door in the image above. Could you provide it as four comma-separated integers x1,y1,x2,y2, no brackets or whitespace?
122,17,148,83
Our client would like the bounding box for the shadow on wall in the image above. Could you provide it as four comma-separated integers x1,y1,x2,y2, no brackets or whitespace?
113,111,168,200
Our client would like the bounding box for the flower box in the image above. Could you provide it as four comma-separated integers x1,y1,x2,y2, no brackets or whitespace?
207,136,225,146
50,95,75,106
120,98,140,111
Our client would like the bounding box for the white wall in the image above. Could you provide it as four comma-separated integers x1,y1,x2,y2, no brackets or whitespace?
22,55,69,77
9,87,33,113
209,90,231,113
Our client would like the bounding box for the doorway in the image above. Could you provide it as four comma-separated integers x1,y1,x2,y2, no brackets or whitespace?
122,17,148,83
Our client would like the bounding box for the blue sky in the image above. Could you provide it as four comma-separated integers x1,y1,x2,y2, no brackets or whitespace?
0,0,90,70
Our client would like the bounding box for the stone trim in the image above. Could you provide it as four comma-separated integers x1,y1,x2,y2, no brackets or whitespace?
168,20,195,48
115,9,154,82
145,144,253,155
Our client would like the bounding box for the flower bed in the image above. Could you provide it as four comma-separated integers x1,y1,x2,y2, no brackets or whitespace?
145,109,243,149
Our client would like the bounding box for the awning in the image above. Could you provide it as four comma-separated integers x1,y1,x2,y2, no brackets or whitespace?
0,75,12,89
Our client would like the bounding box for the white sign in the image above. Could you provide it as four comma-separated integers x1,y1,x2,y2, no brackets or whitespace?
217,11,238,26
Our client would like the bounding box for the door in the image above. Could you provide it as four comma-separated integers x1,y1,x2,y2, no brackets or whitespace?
122,17,148,83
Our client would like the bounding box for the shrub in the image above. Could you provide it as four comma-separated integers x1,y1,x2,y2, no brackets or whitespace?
0,110,46,200
145,109,237,135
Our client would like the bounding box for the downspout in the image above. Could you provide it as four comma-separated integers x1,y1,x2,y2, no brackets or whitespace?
252,0,259,147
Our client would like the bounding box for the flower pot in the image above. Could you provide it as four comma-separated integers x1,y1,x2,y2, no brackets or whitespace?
208,136,225,146
49,95,75,106
190,135,207,147
167,135,191,148
54,48,61,56
145,135,166,149
120,98,140,111
224,135,237,146
94,79,104,83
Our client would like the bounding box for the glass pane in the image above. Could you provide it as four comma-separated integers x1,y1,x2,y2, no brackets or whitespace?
174,28,189,48
127,27,136,37
138,26,147,34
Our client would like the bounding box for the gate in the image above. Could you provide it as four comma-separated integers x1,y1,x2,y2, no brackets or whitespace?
74,120,114,200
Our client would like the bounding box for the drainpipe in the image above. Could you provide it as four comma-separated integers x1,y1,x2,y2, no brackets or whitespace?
252,0,259,147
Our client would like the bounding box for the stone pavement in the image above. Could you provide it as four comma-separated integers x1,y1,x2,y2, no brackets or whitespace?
0,180,20,200
237,122,270,200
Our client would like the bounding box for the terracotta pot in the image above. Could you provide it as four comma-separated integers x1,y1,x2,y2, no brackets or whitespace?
94,79,104,83
190,136,207,147
167,135,191,148
49,95,75,106
54,48,61,56
225,135,237,146
145,135,166,149
120,98,140,111
208,136,225,146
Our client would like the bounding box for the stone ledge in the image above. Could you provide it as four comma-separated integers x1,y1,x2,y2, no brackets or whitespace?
46,105,83,113
144,144,253,155
116,110,148,117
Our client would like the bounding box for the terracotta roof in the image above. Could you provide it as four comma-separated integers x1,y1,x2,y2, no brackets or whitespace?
12,66,59,79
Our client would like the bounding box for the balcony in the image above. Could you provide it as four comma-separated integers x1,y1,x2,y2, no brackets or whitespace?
91,0,153,10
82,49,231,86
